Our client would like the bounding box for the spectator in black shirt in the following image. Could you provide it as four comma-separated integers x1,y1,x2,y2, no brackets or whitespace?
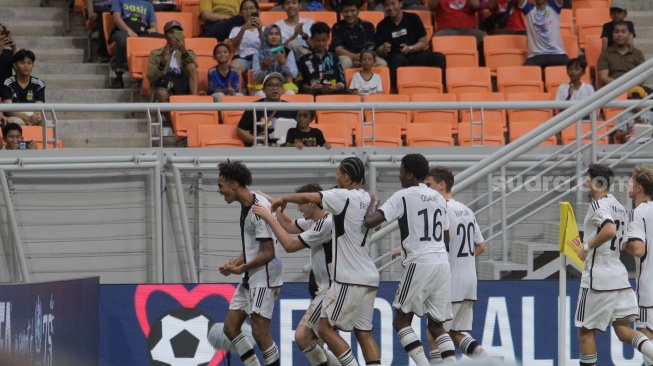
296,22,346,96
283,110,331,148
376,0,446,90
0,23,16,85
237,72,297,146
330,0,387,69
1,50,45,126
601,1,635,50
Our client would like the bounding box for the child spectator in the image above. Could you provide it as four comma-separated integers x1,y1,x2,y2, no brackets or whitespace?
0,23,16,84
349,50,383,96
601,0,635,50
283,110,331,148
296,22,345,96
208,43,243,102
613,86,653,144
252,24,298,97
1,49,45,126
228,0,263,74
2,123,37,150
555,57,594,102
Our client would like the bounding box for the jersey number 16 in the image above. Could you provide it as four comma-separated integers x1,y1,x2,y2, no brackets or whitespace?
418,208,443,242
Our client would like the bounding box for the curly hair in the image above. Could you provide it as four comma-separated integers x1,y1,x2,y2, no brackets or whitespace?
401,153,430,181
633,165,653,198
218,160,252,187
428,166,454,193
588,163,614,190
296,183,323,193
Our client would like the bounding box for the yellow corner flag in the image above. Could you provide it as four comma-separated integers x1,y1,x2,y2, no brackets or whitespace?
559,202,584,269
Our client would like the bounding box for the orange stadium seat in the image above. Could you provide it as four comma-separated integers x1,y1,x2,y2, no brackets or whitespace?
572,0,610,16
497,66,543,94
544,65,592,94
155,12,194,39
102,13,116,56
406,123,454,146
410,93,458,133
220,95,262,125
127,37,167,84
603,92,627,130
484,35,528,75
281,94,315,103
316,94,362,143
397,66,443,95
405,10,433,39
457,122,505,146
505,93,554,136
318,123,352,147
198,68,209,93
431,36,478,67
584,36,603,89
576,8,610,49
299,12,337,27
185,38,219,70
363,94,411,133
358,11,385,28
178,0,201,37
258,12,286,27
361,124,402,147
75,0,84,12
345,67,391,95
559,9,574,36
169,95,218,145
509,122,557,145
561,123,609,145
458,92,506,131
446,67,492,94
561,34,579,59
197,125,245,148
21,126,63,149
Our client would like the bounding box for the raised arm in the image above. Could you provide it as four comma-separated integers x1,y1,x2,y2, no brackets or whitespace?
271,192,322,212
252,204,306,253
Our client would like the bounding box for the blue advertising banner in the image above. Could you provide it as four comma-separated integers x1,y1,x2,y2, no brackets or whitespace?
0,277,99,366
99,280,644,366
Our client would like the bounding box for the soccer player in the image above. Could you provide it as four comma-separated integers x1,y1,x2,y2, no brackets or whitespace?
575,163,653,365
271,156,382,366
252,183,339,366
364,154,456,365
423,166,486,363
216,160,284,366
624,165,653,366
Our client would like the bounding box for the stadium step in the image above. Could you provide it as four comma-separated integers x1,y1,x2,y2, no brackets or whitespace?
46,88,134,104
32,48,85,64
58,120,151,148
477,261,528,280
0,0,41,6
42,74,109,89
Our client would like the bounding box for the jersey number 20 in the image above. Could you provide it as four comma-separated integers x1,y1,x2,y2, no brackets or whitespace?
456,222,476,257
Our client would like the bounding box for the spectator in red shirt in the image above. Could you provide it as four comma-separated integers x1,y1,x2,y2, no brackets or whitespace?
430,0,485,63
486,0,526,35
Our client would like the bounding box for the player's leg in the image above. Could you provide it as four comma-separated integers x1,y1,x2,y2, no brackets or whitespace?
637,308,653,366
318,318,358,366
224,284,260,366
319,283,360,366
424,262,455,363
578,327,597,366
354,286,382,365
394,309,429,366
425,332,441,365
447,301,485,357
392,262,429,365
250,287,281,366
637,326,653,366
611,288,653,362
297,296,340,366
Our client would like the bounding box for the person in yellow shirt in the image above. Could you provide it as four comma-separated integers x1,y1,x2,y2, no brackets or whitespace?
200,0,242,39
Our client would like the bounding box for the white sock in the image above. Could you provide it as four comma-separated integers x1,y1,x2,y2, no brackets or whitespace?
428,349,442,365
579,352,597,365
325,348,341,366
398,326,429,366
435,334,456,363
634,333,653,359
231,333,260,366
303,344,328,366
262,343,280,366
337,349,359,366
459,334,484,356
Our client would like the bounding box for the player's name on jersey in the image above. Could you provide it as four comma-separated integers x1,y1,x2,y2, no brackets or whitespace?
611,205,627,215
453,209,471,217
420,194,440,202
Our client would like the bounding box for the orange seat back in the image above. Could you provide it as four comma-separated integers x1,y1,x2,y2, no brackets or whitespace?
397,66,443,95
361,124,402,147
155,12,194,38
496,66,543,94
446,67,492,94
221,95,262,125
431,36,478,67
406,122,454,146
197,124,244,148
169,95,217,145
483,35,528,74
410,93,458,133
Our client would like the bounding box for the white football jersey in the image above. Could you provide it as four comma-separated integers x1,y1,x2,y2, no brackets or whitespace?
320,188,380,287
240,192,283,288
628,201,653,307
379,183,449,266
447,199,484,302
580,194,629,291
296,214,333,296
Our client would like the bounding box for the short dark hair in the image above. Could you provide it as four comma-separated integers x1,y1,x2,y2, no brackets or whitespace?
632,165,653,198
2,122,22,138
13,49,35,64
587,163,614,190
239,0,259,12
218,160,252,187
213,42,231,55
339,157,366,184
340,0,362,9
296,183,323,193
310,22,331,37
401,154,430,181
566,56,587,70
297,110,316,119
428,166,454,193
613,20,631,33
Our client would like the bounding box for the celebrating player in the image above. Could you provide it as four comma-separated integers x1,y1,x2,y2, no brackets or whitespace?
216,160,284,366
271,157,382,366
364,154,456,365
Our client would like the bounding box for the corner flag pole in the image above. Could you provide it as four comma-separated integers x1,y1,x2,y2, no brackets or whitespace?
559,252,567,366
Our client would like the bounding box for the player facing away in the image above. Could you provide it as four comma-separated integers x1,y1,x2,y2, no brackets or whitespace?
364,154,457,365
575,163,653,366
271,156,382,366
216,160,284,366
252,183,340,366
623,165,653,366
423,166,487,363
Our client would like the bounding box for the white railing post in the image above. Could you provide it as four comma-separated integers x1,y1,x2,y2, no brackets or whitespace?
500,165,508,264
0,170,30,282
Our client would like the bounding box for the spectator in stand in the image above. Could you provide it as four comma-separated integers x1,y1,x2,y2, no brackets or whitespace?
376,0,446,91
283,110,332,148
601,0,635,51
110,0,162,89
597,21,646,91
486,0,526,35
252,24,298,97
330,0,386,70
349,50,384,96
199,0,242,39
2,123,37,150
555,57,594,102
0,23,16,86
296,22,346,96
372,0,428,10
430,0,485,59
518,0,568,68
228,0,263,74
613,86,653,144
208,43,243,102
275,0,314,58
1,50,45,126
85,0,113,62
237,72,298,146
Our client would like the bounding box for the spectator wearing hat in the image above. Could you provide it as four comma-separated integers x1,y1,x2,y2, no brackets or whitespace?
110,0,163,88
613,86,653,144
237,72,298,146
597,21,646,90
601,0,635,50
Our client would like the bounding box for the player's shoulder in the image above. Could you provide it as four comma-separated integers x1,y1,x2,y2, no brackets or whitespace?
635,201,653,218
253,192,271,207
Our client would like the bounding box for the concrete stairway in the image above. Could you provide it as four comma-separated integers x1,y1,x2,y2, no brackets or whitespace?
1,0,150,148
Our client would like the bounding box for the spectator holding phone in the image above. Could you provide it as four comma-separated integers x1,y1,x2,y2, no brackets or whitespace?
208,43,243,102
296,22,346,96
2,123,37,150
1,50,45,127
0,23,17,85
228,0,264,74
252,24,298,97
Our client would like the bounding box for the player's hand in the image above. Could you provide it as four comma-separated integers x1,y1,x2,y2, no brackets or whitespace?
391,248,402,260
577,247,588,261
270,197,287,213
252,203,274,221
224,263,245,275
